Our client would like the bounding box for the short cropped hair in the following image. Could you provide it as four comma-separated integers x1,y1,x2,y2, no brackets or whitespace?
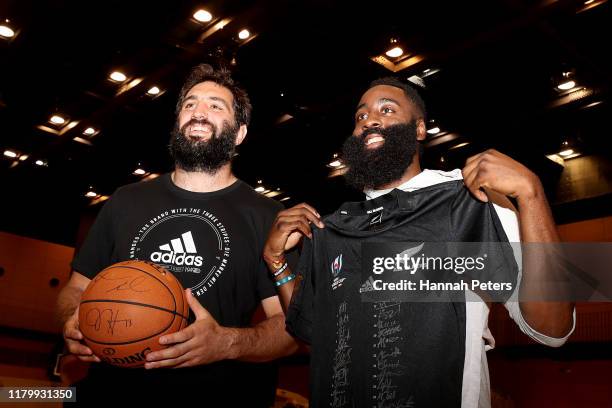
368,77,426,121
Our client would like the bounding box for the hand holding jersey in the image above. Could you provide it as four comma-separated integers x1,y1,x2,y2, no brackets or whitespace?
264,203,324,254
462,148,541,203
263,203,324,310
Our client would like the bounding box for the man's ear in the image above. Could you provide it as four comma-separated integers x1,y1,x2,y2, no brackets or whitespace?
416,119,427,141
235,124,248,146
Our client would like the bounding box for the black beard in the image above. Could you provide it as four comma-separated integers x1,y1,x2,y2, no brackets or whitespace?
169,118,239,173
341,121,419,190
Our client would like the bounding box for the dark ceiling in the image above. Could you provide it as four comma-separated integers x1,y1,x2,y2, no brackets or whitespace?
1,0,610,246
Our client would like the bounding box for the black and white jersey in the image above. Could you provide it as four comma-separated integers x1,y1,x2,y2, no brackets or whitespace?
287,180,518,408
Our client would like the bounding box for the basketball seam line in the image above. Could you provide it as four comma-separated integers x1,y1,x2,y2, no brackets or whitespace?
95,264,180,315
80,302,186,346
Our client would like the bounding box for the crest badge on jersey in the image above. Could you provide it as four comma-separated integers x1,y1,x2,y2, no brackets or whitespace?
331,254,346,290
331,254,343,276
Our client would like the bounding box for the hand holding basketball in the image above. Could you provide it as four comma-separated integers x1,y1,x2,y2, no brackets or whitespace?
78,260,189,368
144,289,235,369
62,306,101,363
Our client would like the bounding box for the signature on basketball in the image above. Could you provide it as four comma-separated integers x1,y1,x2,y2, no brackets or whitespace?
84,308,133,335
95,272,151,293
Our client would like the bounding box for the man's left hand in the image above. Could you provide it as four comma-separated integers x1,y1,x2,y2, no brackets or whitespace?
462,149,541,203
145,289,235,369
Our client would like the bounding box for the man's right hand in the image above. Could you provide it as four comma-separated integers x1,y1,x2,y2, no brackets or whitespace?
264,203,324,262
63,307,100,363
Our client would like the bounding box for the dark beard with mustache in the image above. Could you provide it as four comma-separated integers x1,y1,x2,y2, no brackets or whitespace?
169,118,239,173
341,120,420,190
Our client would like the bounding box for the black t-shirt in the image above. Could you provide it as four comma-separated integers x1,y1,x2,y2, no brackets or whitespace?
286,181,518,408
71,174,282,406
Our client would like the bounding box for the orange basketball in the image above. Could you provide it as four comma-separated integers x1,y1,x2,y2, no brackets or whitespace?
78,260,189,368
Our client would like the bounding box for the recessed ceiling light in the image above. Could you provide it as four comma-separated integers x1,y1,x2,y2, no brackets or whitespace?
193,9,213,22
421,68,441,78
35,159,45,166
143,173,160,181
3,150,17,158
73,136,93,145
546,154,565,166
264,190,282,198
109,71,127,82
407,75,425,88
559,149,574,157
254,180,266,193
19,154,29,161
0,24,15,38
147,86,160,95
557,80,576,91
133,168,146,175
583,100,603,109
83,127,96,136
326,153,345,169
238,29,250,40
85,190,97,198
50,115,66,125
385,46,404,58
427,126,441,135
450,142,470,150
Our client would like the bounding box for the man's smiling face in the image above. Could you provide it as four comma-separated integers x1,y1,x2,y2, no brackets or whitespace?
169,80,246,173
353,84,417,149
341,84,427,190
178,81,236,143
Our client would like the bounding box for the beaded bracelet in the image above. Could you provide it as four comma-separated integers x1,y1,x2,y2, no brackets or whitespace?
272,262,289,277
275,273,296,287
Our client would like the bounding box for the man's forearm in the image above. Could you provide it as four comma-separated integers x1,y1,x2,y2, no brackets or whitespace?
225,314,298,362
55,285,82,327
274,266,296,313
263,254,297,312
517,182,574,337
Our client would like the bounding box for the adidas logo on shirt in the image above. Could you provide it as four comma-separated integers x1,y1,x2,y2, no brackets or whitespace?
150,231,204,266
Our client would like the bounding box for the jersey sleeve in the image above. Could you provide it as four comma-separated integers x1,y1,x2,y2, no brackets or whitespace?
489,195,577,345
285,236,316,344
71,195,117,279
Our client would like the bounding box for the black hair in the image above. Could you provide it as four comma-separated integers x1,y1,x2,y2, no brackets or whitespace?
175,64,252,126
368,77,426,121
